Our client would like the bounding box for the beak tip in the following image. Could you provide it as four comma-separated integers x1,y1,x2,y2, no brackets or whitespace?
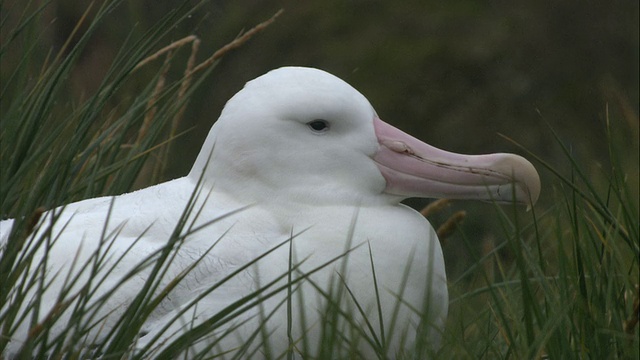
508,154,541,208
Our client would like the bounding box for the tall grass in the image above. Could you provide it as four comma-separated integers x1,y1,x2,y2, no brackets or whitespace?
438,113,639,358
0,1,210,357
1,1,638,359
0,1,288,358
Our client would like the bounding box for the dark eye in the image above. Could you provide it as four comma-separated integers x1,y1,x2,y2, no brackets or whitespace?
307,119,330,133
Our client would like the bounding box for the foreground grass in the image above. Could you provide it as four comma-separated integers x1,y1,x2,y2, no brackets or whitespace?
1,1,638,359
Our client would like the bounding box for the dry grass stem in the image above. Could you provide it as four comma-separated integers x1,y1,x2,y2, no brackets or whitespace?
420,199,451,218
436,210,466,243
173,37,201,136
189,9,284,76
137,54,172,145
133,35,200,73
623,284,639,334
26,207,45,236
155,37,201,179
128,9,283,184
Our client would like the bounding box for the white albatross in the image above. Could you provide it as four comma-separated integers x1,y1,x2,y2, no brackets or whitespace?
0,67,540,359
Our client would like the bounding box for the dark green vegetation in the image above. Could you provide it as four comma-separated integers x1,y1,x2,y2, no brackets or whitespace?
1,0,637,358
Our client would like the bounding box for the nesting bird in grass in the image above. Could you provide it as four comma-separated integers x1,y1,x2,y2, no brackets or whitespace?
0,67,540,358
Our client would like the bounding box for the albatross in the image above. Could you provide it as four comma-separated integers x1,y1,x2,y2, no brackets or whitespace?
0,67,540,358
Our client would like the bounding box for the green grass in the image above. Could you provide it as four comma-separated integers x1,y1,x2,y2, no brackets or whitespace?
1,1,638,359
437,118,639,358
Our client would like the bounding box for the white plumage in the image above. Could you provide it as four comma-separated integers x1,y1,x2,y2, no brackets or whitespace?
1,67,539,358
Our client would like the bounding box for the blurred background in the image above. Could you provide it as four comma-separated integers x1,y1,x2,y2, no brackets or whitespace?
26,0,638,179
2,0,638,276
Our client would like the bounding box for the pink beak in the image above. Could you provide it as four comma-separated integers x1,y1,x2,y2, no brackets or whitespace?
373,117,540,206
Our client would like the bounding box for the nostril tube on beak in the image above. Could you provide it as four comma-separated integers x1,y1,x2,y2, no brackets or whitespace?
382,140,415,155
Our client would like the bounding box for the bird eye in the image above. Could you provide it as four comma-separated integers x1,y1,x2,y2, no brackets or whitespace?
307,119,330,133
